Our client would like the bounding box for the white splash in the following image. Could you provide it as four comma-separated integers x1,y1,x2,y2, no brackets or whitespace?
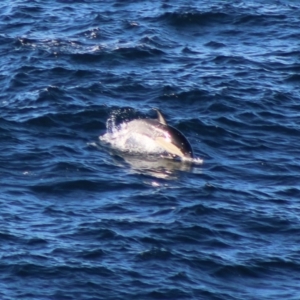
100,121,166,156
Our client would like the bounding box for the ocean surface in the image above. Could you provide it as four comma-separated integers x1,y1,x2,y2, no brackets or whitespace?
1,1,300,299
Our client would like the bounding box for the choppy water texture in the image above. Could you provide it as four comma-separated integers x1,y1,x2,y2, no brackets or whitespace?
1,1,300,299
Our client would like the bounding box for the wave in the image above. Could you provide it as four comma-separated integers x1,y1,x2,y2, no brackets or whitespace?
159,11,230,26
157,5,291,28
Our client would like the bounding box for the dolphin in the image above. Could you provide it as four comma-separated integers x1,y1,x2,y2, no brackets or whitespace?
124,109,193,159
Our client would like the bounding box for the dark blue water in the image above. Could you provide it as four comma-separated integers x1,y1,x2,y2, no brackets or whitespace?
1,1,300,299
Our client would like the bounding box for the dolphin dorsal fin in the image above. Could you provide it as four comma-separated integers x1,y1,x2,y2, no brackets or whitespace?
153,108,167,125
